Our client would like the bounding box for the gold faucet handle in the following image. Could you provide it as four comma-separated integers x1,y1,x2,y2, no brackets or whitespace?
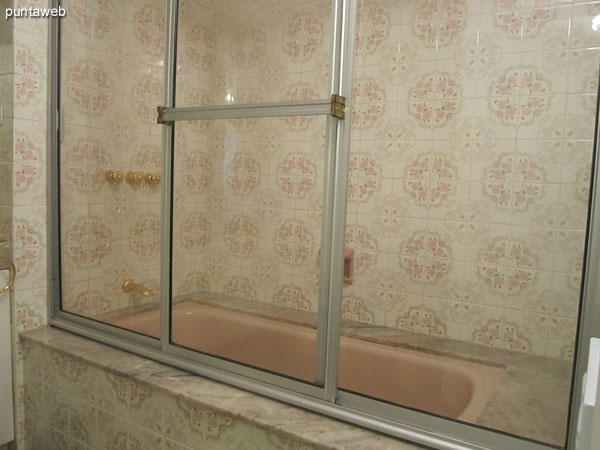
144,173,161,185
126,171,144,184
122,279,134,292
105,170,124,184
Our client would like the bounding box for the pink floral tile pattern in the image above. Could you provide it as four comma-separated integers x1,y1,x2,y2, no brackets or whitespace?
348,154,381,202
494,8,553,39
399,232,451,283
70,0,114,38
134,5,166,56
276,153,317,199
395,307,447,337
283,15,323,61
183,153,212,194
64,216,111,266
489,67,551,125
272,285,312,311
478,236,537,294
224,215,259,257
352,78,386,130
404,154,457,206
232,25,266,67
185,25,216,70
65,61,112,115
64,138,111,167
274,219,314,266
13,219,43,249
483,153,544,211
408,73,462,127
225,153,260,196
64,289,111,317
472,320,532,352
129,214,160,260
355,4,389,54
179,272,210,295
182,213,210,252
342,296,375,323
414,0,468,48
223,276,257,300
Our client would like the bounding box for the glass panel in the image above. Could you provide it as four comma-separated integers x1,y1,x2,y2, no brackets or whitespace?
175,0,333,107
338,0,599,447
170,115,327,383
59,0,166,338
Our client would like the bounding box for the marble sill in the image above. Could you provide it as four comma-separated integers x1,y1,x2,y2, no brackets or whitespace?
20,326,426,450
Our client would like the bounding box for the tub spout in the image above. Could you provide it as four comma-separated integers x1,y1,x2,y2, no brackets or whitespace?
122,279,150,296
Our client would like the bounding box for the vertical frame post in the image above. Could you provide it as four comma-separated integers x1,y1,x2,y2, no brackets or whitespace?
322,0,357,402
315,0,344,387
159,0,178,351
48,0,61,320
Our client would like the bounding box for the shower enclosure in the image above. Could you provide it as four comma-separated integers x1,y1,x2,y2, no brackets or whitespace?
49,0,600,449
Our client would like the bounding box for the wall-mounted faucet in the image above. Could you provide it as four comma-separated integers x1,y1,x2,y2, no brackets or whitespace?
122,279,150,296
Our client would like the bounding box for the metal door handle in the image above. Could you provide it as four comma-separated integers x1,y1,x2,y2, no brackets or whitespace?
0,256,15,294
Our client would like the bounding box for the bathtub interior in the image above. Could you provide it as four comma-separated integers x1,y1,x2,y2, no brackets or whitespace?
107,299,503,422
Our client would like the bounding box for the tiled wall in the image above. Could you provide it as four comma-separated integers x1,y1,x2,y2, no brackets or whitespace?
59,0,165,317
341,0,599,360
4,0,51,449
0,0,14,255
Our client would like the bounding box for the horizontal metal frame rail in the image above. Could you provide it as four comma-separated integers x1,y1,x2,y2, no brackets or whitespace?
158,99,332,123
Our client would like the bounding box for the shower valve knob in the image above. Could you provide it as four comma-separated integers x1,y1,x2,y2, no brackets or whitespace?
144,173,161,185
126,171,144,184
104,170,124,184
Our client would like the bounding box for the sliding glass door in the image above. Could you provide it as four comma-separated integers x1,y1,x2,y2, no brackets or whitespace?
336,1,599,447
163,0,350,388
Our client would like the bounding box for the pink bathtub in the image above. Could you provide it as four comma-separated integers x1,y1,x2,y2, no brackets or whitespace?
111,302,503,422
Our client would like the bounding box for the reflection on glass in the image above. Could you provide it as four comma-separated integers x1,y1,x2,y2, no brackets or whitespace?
175,0,333,107
170,116,327,382
59,0,165,338
336,0,598,446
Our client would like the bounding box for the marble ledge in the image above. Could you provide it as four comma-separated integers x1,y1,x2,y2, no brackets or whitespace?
20,326,427,450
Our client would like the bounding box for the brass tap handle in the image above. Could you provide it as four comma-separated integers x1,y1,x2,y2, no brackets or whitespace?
144,173,161,185
126,171,144,184
0,256,16,294
105,170,124,184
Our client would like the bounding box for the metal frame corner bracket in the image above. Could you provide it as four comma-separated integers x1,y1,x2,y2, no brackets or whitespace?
330,94,346,120
157,106,171,125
